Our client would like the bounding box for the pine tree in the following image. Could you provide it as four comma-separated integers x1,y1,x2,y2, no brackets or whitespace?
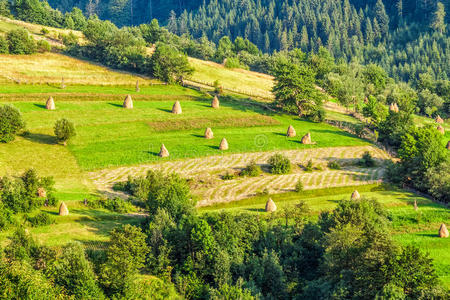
431,2,446,34
374,0,389,36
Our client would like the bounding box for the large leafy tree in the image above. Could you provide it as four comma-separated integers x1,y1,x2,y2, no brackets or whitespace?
151,43,193,84
272,61,322,117
0,105,25,143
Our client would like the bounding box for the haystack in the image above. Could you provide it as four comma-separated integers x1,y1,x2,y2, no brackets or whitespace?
219,138,228,150
389,103,399,113
351,190,361,200
46,96,55,110
414,199,418,211
301,132,312,144
446,141,450,150
265,198,277,212
135,80,140,92
211,96,220,108
123,95,133,109
437,125,445,134
159,144,169,157
286,125,296,137
37,187,46,198
204,127,214,139
172,101,182,114
59,202,69,216
435,115,444,124
439,224,449,238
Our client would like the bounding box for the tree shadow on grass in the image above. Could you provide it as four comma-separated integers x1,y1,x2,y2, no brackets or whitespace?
416,233,438,238
246,208,265,212
208,145,220,150
33,103,47,109
108,102,123,108
147,151,160,157
157,108,173,113
22,132,57,145
191,134,205,138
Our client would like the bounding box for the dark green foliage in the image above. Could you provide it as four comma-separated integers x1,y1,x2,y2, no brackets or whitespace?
0,0,11,17
0,169,55,213
267,153,291,174
221,172,235,180
36,39,51,53
304,159,313,172
240,160,261,177
295,180,304,193
425,160,450,203
54,118,76,144
100,224,148,297
359,151,376,168
0,202,13,231
0,105,25,143
363,95,388,125
327,160,341,170
51,243,104,299
6,28,36,54
25,212,54,227
151,43,193,84
86,197,134,213
0,35,8,54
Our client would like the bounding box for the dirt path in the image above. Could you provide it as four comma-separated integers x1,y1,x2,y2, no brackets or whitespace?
88,146,390,206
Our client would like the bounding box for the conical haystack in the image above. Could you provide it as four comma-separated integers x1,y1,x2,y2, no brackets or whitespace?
159,144,169,157
389,103,399,113
219,138,228,150
123,95,133,109
204,127,214,139
211,96,220,108
301,132,312,144
437,125,445,134
37,187,46,198
286,125,296,137
414,199,418,211
59,202,69,216
46,96,55,110
446,141,450,150
265,198,277,212
435,115,444,124
172,101,182,114
439,224,449,238
351,190,360,200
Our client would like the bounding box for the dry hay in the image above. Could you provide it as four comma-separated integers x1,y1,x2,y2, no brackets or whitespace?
37,187,46,198
414,199,418,211
437,125,445,134
219,138,229,150
46,96,55,110
265,198,277,212
439,223,449,238
123,95,133,109
435,115,444,124
159,144,169,158
389,103,399,113
135,80,140,92
204,127,214,139
301,132,312,144
286,125,296,137
447,141,450,150
211,96,220,108
172,101,182,114
351,190,361,200
59,202,69,216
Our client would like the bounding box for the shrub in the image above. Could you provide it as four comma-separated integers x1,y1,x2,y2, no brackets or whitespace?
0,35,8,54
61,32,78,47
268,154,291,174
328,161,341,170
25,212,54,227
359,151,376,167
306,107,326,123
304,159,313,172
87,197,134,213
295,180,304,193
0,105,25,143
222,171,235,180
6,28,36,54
40,28,49,35
36,39,51,53
54,118,76,145
240,160,261,177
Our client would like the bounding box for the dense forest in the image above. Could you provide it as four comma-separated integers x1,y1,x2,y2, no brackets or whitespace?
23,0,450,83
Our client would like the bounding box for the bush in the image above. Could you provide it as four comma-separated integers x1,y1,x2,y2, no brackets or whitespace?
87,197,134,213
0,105,25,143
40,28,49,35
0,35,8,54
295,180,304,193
304,159,313,172
327,161,341,170
268,154,291,174
61,32,78,47
359,151,376,167
306,107,326,123
222,171,235,180
25,212,54,227
240,160,261,177
54,118,76,145
224,56,248,69
36,39,51,53
6,28,36,54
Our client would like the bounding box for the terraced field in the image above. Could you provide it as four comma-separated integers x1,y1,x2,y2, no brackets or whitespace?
89,145,389,205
